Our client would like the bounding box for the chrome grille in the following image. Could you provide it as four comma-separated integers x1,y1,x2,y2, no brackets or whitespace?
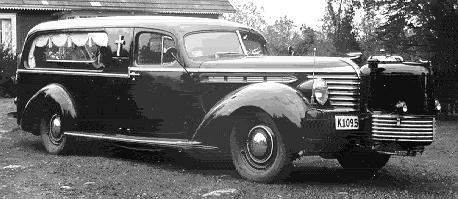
313,74,360,112
372,115,435,142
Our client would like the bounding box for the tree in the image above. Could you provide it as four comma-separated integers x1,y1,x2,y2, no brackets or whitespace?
293,25,317,56
263,16,298,55
353,5,384,60
322,0,361,56
223,1,267,31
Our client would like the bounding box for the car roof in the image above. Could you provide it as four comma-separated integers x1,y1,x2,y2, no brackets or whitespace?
29,16,254,36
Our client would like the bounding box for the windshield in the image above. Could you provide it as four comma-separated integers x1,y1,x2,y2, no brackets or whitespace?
184,31,268,60
185,32,243,60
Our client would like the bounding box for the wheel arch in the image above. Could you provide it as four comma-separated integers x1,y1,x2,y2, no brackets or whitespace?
20,83,77,135
191,82,311,156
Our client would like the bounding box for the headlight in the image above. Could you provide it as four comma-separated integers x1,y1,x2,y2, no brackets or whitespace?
435,99,441,111
313,78,329,105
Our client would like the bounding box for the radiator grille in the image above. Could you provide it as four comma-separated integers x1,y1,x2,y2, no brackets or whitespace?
372,115,435,142
313,74,360,112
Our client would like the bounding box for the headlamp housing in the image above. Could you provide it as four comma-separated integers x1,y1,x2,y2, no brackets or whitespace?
312,78,329,105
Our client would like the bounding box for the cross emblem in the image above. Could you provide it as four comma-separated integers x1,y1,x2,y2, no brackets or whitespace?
115,35,125,57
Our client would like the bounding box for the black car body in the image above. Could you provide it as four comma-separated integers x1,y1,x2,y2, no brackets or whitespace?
15,16,438,182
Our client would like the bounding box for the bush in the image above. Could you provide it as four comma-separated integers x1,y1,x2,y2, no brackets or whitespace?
0,44,17,97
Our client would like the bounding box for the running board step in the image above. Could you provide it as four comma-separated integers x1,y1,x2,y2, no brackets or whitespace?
64,131,217,150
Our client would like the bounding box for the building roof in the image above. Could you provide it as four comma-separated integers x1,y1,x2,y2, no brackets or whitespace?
0,0,235,14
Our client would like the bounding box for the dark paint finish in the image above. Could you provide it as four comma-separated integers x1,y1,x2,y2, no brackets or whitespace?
20,83,77,134
360,62,435,115
360,62,431,75
192,82,311,153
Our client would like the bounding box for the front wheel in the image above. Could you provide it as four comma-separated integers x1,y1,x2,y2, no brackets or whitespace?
40,111,70,154
230,112,292,183
337,151,390,172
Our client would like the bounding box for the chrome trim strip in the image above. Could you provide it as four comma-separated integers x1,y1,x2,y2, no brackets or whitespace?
329,96,358,101
200,75,298,84
24,68,103,72
329,91,360,95
17,69,129,78
372,138,433,142
330,102,359,106
64,131,218,150
372,134,433,138
128,67,358,74
328,85,359,90
130,67,189,72
309,75,359,80
373,119,433,124
373,126,432,131
372,122,433,127
322,108,358,113
373,115,435,119
372,129,433,136
325,80,360,85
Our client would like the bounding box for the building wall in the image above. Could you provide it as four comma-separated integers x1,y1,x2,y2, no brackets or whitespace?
16,11,56,54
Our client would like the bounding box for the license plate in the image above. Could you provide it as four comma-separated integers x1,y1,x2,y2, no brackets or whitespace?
335,115,359,130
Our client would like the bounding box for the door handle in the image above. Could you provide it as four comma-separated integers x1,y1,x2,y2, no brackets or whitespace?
130,71,140,76
129,71,140,80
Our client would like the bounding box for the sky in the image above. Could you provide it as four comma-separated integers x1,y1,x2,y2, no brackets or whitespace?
230,0,327,29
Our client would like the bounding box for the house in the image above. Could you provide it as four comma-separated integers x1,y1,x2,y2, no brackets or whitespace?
0,0,235,54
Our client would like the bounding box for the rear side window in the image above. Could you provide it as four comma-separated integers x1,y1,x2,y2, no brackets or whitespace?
27,32,109,70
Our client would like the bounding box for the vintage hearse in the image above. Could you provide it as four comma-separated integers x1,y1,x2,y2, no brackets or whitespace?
15,16,439,182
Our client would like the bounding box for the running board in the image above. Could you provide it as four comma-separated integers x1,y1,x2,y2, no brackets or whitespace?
64,131,218,150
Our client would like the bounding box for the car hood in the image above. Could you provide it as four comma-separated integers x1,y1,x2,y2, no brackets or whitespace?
196,56,358,74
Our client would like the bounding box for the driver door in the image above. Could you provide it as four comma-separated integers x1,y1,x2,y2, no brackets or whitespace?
126,28,203,138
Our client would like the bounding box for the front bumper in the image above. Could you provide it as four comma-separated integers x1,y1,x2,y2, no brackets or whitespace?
304,111,436,157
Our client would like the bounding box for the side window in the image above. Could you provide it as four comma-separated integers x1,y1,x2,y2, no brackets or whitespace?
137,32,176,65
239,31,268,56
27,32,109,70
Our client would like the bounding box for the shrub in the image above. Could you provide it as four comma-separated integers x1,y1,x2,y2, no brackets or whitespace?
0,44,17,97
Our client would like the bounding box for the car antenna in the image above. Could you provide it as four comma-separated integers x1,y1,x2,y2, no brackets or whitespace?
313,47,316,79
311,47,317,104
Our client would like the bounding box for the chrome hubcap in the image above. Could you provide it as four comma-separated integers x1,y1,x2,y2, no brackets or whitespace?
246,125,274,164
48,114,63,144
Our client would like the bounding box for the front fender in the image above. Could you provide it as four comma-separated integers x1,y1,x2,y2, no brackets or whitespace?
21,84,77,134
191,82,312,155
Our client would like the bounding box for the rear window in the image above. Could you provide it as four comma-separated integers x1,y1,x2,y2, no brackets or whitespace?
27,32,109,70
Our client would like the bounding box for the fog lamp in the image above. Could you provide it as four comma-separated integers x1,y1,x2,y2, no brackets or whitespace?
435,99,441,111
402,104,408,113
395,101,408,113
313,78,329,105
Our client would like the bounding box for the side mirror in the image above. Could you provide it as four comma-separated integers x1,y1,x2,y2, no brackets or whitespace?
288,46,294,56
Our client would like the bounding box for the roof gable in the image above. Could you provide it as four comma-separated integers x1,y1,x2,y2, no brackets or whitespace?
0,0,235,14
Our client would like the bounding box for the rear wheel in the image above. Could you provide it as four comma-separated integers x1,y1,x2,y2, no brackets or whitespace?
40,110,70,154
230,112,292,183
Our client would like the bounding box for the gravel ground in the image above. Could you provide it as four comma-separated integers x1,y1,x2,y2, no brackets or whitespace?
0,97,457,199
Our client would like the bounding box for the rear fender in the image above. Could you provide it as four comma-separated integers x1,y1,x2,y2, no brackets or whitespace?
21,84,77,135
191,82,311,155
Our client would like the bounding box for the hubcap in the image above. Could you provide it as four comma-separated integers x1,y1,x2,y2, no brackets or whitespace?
246,125,274,164
48,114,63,144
